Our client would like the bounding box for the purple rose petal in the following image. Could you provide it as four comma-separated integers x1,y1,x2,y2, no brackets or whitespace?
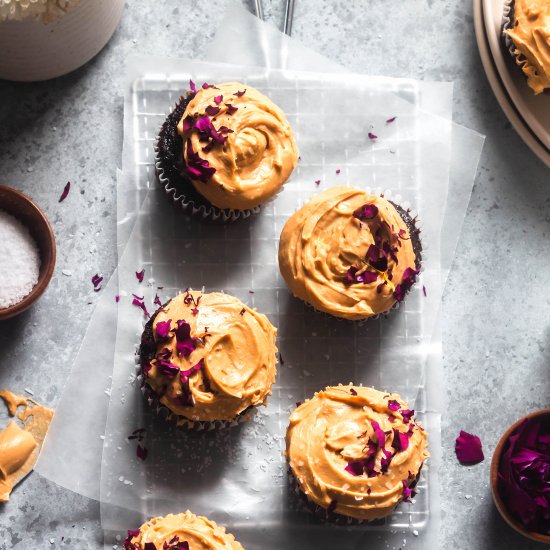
189,79,197,94
225,103,238,115
132,294,150,318
205,105,220,117
183,139,216,183
388,399,401,411
368,132,378,140
392,429,409,452
386,116,397,124
91,273,103,292
401,409,414,424
353,204,379,221
59,181,71,203
455,430,484,464
136,444,148,461
136,269,145,283
233,89,246,97
214,95,223,104
155,320,172,340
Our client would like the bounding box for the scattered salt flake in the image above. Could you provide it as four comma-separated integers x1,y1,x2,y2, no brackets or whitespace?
59,181,71,202
62,269,72,276
412,530,419,536
465,494,472,500
50,538,54,544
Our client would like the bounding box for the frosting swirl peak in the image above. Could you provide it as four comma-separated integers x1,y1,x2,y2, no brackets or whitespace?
177,82,298,210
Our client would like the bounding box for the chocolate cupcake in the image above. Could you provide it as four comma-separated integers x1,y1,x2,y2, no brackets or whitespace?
123,511,245,549
286,385,429,523
503,0,550,95
278,186,421,321
156,81,299,222
138,290,277,426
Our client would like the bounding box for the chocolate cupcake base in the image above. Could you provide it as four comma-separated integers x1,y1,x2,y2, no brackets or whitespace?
155,95,260,223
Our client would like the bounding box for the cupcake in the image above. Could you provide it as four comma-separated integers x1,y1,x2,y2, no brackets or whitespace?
278,186,421,321
122,511,245,549
503,0,550,95
286,385,429,522
156,81,299,221
139,290,277,425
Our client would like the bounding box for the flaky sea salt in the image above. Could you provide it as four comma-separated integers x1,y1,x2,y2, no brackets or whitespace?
0,210,40,309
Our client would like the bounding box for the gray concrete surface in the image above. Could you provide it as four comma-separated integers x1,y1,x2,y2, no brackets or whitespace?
0,0,548,548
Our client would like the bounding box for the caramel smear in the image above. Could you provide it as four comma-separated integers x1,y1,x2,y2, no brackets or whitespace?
0,389,53,502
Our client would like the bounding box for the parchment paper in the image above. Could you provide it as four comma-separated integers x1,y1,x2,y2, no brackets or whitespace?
35,7,485,550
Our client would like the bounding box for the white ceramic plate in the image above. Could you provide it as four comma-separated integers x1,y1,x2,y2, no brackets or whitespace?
474,0,550,166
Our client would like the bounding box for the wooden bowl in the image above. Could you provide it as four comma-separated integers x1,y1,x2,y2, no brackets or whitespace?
490,408,550,544
0,185,56,320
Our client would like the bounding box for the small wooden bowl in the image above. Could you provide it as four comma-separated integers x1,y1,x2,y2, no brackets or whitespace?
490,408,550,544
0,185,56,320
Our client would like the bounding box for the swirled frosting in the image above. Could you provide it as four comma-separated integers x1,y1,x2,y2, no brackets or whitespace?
123,511,245,550
506,0,550,94
177,82,298,210
286,385,429,521
142,291,277,423
278,186,419,320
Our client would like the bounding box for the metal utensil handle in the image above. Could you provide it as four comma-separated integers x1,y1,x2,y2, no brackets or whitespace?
283,0,295,35
253,0,264,20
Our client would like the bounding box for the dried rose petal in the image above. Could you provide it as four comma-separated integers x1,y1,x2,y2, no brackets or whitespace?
136,269,145,283
394,267,419,302
353,204,379,221
205,105,220,117
174,319,196,357
154,294,162,308
202,82,215,89
181,115,195,133
136,444,148,461
344,460,364,476
132,294,150,318
189,79,197,94
315,179,321,186
388,399,401,411
422,285,427,297
144,543,156,550
157,360,179,377
91,273,103,291
155,320,172,340
327,500,338,515
402,481,413,503
225,103,238,115
183,139,216,183
401,409,414,424
350,388,357,396
214,95,223,104
392,429,409,452
371,420,386,448
366,245,388,272
344,266,378,286
386,116,397,123
59,181,70,202
233,89,246,97
115,295,120,303
336,169,341,174
368,132,378,140
455,430,484,464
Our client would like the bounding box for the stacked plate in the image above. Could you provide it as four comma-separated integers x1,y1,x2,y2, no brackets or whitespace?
474,0,550,166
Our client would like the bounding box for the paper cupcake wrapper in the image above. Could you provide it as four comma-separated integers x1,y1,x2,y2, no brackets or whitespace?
286,187,424,323
287,460,423,525
155,94,289,223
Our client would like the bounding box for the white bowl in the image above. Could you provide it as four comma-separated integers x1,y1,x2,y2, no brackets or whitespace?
0,0,125,82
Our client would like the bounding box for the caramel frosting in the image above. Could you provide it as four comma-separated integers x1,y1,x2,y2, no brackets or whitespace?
278,186,418,320
286,385,429,521
0,389,54,502
177,82,298,210
143,291,277,423
124,511,245,550
506,0,550,94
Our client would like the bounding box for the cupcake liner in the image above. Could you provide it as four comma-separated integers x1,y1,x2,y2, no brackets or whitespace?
287,461,423,526
136,296,264,430
287,187,424,323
